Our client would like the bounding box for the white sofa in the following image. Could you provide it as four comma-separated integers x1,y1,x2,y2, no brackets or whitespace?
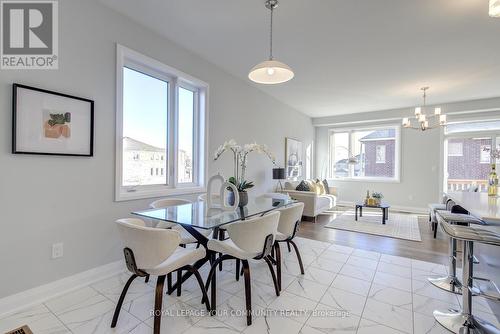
280,181,337,222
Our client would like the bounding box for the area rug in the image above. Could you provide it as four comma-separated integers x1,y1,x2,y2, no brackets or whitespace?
324,209,422,241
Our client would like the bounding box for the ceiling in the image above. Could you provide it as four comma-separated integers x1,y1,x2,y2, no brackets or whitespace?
99,0,500,118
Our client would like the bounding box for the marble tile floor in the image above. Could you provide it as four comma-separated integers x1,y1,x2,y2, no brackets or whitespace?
1,237,498,334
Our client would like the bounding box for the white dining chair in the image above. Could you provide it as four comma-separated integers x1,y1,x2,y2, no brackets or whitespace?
112,218,209,334
205,211,281,325
272,202,305,290
197,193,220,202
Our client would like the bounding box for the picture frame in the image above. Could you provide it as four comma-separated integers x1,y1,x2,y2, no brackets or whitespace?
285,137,303,179
12,84,94,156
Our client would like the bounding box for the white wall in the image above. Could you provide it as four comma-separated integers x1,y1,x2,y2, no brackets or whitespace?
0,0,313,298
314,98,500,210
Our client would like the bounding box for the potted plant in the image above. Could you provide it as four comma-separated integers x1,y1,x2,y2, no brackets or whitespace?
214,139,276,207
371,192,384,206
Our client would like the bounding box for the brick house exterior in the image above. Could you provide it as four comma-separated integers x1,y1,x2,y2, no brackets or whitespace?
447,138,491,180
359,130,396,178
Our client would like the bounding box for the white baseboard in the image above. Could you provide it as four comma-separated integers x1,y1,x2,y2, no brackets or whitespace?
0,260,124,318
335,200,428,215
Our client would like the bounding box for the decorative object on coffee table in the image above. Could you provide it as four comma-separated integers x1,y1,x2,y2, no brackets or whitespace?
213,139,276,207
12,84,94,156
355,202,390,224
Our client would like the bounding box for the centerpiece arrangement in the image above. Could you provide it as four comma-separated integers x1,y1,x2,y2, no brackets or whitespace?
214,139,277,207
364,190,384,206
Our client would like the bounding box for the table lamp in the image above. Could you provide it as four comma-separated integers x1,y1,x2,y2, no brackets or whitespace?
272,167,286,192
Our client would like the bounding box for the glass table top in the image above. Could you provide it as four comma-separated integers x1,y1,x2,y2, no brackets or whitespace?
132,196,297,230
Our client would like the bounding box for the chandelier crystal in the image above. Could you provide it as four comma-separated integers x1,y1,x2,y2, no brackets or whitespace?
248,0,294,84
402,87,447,131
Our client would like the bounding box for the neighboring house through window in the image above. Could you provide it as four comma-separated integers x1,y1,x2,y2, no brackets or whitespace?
116,45,208,201
328,126,400,181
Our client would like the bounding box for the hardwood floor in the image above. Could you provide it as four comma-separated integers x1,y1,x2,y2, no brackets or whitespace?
297,206,450,264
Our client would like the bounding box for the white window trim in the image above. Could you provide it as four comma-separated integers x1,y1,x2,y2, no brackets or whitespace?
327,124,401,182
115,44,209,201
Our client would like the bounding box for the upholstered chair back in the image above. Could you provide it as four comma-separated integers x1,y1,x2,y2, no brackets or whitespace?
150,198,191,209
276,202,304,238
116,218,180,270
225,211,280,254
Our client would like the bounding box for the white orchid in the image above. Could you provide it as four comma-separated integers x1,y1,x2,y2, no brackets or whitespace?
213,139,278,191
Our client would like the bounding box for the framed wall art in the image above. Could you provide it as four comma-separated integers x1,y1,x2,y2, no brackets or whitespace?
285,137,303,179
12,84,94,156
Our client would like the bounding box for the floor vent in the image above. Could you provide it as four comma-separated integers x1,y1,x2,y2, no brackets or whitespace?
4,325,33,334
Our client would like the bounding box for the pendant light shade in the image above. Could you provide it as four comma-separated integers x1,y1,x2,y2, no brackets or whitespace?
490,0,500,17
248,59,294,84
249,0,294,85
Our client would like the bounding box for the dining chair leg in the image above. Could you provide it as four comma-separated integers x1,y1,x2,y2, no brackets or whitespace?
235,259,240,281
242,260,252,326
145,275,150,283
264,256,280,296
433,222,438,238
184,265,211,311
287,241,292,253
289,240,305,275
176,269,182,297
274,242,282,290
167,273,172,294
111,274,137,328
154,275,166,334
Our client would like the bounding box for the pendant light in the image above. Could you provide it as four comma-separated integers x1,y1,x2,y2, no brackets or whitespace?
248,0,294,84
490,0,500,17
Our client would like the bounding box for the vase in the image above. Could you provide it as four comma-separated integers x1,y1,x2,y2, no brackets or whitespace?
228,191,248,207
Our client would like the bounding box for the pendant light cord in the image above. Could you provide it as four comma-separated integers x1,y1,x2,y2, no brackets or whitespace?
269,4,274,60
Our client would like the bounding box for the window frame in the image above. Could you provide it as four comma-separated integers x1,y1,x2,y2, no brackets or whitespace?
442,122,500,192
327,124,401,182
115,44,208,201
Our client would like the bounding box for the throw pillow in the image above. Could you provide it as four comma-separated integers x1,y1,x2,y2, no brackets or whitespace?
322,179,330,194
305,179,317,193
315,180,326,194
295,180,310,191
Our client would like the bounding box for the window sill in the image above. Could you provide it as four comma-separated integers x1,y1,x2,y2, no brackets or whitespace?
115,186,206,202
328,177,400,184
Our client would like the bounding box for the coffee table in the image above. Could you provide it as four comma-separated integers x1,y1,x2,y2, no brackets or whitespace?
355,202,390,224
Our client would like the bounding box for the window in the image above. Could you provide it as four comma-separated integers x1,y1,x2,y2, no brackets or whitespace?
328,126,400,181
480,145,491,164
375,145,386,163
443,120,500,192
116,45,208,201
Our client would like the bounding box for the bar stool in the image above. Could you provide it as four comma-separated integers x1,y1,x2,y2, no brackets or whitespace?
428,195,448,237
433,222,500,334
429,211,484,294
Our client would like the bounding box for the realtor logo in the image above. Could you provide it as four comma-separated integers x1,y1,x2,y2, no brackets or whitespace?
1,0,58,69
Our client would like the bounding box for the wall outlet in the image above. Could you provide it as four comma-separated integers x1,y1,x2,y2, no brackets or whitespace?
52,242,63,259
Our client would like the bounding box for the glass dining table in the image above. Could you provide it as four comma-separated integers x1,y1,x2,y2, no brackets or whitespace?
132,196,297,293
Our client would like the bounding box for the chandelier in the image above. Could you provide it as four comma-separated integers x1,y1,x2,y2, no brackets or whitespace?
402,87,447,131
248,0,294,84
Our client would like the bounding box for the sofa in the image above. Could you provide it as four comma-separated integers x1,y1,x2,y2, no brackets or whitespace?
280,180,337,222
